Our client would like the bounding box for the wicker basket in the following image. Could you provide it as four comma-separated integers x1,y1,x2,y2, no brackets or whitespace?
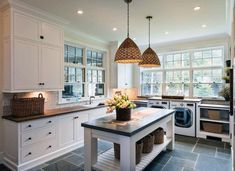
153,127,164,144
11,93,45,118
114,140,143,164
142,134,154,153
202,122,223,133
208,110,220,120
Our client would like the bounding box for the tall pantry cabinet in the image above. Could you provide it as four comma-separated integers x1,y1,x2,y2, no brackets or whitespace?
2,8,64,92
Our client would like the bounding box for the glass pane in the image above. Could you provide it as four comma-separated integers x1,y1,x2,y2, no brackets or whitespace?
166,83,189,96
182,53,190,67
75,68,83,83
87,50,92,57
212,49,222,57
64,67,69,82
203,50,211,58
182,71,190,83
68,46,76,63
141,84,151,95
193,83,222,97
166,71,174,83
92,51,97,66
87,69,92,83
212,57,222,66
152,72,163,83
64,45,68,62
97,53,103,67
193,51,202,59
68,67,76,82
142,72,152,83
88,83,96,96
95,84,104,96
92,70,97,82
76,48,83,64
193,70,203,83
87,50,92,66
152,83,162,95
97,70,103,83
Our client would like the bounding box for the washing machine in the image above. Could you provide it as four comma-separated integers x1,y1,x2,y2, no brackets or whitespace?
170,101,196,137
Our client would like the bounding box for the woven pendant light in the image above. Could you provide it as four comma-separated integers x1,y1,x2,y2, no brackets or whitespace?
139,16,160,67
115,0,142,64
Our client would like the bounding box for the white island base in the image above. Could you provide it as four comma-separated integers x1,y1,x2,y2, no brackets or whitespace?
83,108,175,171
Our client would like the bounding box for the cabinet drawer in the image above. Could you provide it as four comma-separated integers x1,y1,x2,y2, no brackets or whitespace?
21,138,56,163
21,117,56,132
21,126,56,147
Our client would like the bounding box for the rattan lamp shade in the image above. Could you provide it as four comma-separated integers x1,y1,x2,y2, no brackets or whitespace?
139,47,160,67
115,37,142,63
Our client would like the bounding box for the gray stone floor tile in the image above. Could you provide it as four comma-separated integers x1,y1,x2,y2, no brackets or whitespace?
195,154,231,171
170,149,198,161
162,163,183,171
144,163,164,171
193,144,216,156
43,160,79,171
183,168,198,171
27,163,49,171
216,148,231,160
64,154,84,167
175,135,198,144
151,150,171,165
167,156,195,169
46,152,74,164
175,141,195,152
197,138,225,148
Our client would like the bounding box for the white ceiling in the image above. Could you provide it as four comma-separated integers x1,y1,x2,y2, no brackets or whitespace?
20,0,228,45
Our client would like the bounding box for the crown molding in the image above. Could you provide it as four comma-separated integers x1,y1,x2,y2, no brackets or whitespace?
7,0,70,25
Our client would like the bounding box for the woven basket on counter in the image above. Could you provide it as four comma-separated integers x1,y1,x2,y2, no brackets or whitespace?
142,134,154,153
114,140,143,164
153,127,164,144
11,93,45,118
202,122,223,134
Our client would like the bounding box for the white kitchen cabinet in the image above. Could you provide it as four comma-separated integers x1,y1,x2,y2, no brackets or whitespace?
40,45,63,89
58,113,77,147
13,39,39,90
117,64,134,88
75,111,89,142
2,8,64,92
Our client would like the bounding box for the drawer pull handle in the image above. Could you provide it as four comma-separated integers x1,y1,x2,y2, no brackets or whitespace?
48,121,52,123
74,116,79,119
48,145,52,148
28,125,32,128
28,137,32,141
28,152,32,155
48,132,52,135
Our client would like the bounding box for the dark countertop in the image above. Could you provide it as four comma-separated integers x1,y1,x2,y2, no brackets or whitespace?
2,105,107,122
82,107,175,137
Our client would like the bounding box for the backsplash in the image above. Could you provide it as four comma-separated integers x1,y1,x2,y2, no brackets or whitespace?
2,91,106,116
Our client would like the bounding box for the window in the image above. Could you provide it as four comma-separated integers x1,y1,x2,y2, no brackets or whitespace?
140,46,224,98
61,43,106,103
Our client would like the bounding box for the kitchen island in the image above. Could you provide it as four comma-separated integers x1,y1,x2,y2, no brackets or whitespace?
82,107,175,171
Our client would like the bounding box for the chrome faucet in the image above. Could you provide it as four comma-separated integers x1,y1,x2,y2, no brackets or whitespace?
89,96,95,104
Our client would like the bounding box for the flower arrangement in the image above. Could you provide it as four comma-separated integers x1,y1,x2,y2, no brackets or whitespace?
106,94,136,113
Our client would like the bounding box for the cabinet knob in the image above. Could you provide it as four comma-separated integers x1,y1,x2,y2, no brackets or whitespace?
74,116,79,119
48,145,52,148
28,152,32,155
28,125,32,128
40,35,44,39
48,132,52,135
28,137,32,141
48,120,52,123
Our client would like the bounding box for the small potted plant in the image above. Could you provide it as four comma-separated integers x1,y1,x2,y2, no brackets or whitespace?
106,94,136,121
219,86,230,101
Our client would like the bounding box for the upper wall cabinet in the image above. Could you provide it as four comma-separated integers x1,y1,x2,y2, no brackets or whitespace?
2,8,64,92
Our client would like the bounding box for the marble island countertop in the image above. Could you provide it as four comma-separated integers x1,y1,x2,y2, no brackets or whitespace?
82,107,175,136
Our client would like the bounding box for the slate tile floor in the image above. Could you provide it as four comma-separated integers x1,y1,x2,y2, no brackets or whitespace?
0,135,231,171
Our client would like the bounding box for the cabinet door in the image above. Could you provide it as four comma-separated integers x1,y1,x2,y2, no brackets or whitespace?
58,114,76,147
41,22,63,47
13,39,39,90
40,45,63,90
74,112,89,142
13,12,39,41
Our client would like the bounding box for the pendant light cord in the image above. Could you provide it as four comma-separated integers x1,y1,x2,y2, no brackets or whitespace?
148,17,151,47
127,2,130,38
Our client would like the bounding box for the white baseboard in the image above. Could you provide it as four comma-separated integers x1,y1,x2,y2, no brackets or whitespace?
0,151,3,164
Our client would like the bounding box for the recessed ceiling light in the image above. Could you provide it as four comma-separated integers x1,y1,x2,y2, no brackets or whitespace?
165,31,169,35
77,10,83,15
201,24,207,28
112,27,117,31
194,6,201,11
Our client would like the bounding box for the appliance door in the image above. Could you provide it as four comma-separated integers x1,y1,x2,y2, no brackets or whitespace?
174,107,193,128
